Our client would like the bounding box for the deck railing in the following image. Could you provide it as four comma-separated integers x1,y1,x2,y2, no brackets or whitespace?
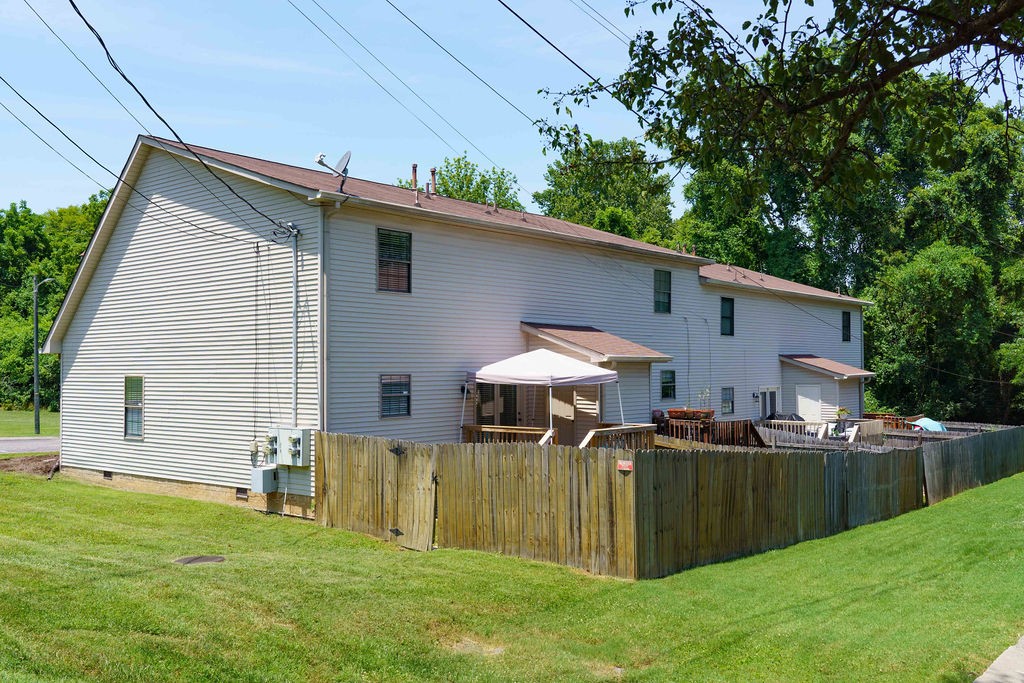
863,413,925,430
665,418,766,447
462,425,558,445
760,419,829,439
578,424,656,449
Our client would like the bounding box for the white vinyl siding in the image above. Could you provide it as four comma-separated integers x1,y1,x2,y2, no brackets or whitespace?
60,149,321,495
326,208,677,441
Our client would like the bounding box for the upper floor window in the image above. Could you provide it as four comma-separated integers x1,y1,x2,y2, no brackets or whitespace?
660,370,676,399
124,376,144,439
720,297,735,336
654,269,671,313
378,228,411,293
842,311,851,342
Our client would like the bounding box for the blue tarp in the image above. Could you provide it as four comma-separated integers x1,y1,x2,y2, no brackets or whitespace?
911,417,947,432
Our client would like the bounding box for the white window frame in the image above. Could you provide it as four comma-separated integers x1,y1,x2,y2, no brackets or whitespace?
380,374,411,418
124,375,144,439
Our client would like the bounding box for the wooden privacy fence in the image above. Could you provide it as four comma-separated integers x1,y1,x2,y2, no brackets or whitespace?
315,426,1024,579
921,426,1024,504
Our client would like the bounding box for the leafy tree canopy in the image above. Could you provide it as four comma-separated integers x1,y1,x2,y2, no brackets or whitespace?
546,0,1024,198
864,241,997,420
398,155,524,211
532,137,673,243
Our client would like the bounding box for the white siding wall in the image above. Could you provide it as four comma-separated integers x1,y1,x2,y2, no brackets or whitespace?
837,379,864,418
695,285,865,422
782,365,838,420
326,208,694,442
325,207,868,440
60,150,321,494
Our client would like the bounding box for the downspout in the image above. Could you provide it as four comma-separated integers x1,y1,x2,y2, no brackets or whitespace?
289,223,300,427
318,206,327,431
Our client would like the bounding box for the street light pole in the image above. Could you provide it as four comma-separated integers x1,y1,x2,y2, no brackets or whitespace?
33,275,54,435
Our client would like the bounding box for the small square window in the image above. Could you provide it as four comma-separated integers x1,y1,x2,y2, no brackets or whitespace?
842,311,851,342
721,297,735,336
378,229,411,293
721,387,734,415
654,269,671,314
381,374,411,417
660,370,676,400
124,376,144,439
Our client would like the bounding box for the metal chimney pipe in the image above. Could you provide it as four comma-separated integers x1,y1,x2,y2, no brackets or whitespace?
411,163,418,190
430,167,437,195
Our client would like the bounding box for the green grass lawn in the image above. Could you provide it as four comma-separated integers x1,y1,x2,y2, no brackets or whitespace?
2,469,1023,682
0,410,59,437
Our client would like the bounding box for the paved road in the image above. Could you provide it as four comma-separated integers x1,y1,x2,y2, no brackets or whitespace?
0,437,60,454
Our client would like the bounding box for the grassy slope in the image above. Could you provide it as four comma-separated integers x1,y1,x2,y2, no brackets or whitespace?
2,470,1023,682
0,410,59,438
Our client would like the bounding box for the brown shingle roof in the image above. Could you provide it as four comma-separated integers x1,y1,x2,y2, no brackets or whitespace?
144,137,710,264
521,322,671,362
699,263,871,305
780,354,874,379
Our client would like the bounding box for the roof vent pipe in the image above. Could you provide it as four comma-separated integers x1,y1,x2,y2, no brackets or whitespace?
412,163,420,207
430,167,437,195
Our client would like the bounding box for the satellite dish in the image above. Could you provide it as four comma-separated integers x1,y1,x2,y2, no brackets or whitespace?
314,150,352,193
336,151,351,177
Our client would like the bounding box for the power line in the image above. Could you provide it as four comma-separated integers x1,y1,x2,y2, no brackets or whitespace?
286,0,457,155
68,0,285,236
383,0,537,125
496,0,653,128
0,98,106,189
25,0,278,240
0,76,256,246
301,0,502,169
566,0,628,46
577,0,632,42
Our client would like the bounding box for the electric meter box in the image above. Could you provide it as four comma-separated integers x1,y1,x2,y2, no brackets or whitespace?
267,426,311,467
251,465,278,493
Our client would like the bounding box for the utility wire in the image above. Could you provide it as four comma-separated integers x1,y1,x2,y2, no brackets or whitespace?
383,0,537,125
577,0,632,42
68,0,285,236
25,0,278,240
496,0,652,127
287,0,457,155
0,75,255,245
566,0,628,46
301,0,501,168
0,98,106,189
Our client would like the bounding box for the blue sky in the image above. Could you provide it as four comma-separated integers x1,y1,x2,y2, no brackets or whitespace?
0,0,760,215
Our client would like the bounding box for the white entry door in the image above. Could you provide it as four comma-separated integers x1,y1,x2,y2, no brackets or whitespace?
796,384,822,422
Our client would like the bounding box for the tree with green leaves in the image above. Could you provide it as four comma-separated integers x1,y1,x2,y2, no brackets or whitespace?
864,241,998,420
546,1,1024,200
0,191,107,410
532,137,673,244
398,155,523,211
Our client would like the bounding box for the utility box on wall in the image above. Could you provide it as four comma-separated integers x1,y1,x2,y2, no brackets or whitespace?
251,465,278,493
265,427,311,467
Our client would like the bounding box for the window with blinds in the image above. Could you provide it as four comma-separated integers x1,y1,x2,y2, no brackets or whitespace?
380,374,411,417
124,376,144,438
377,228,411,293
654,269,671,313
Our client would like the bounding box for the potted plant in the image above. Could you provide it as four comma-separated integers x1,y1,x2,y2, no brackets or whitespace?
835,406,851,434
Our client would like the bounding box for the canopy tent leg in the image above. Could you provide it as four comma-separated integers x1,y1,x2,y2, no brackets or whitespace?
616,381,625,425
548,385,553,430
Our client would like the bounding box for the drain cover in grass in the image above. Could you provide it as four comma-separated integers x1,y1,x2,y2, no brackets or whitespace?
174,555,225,565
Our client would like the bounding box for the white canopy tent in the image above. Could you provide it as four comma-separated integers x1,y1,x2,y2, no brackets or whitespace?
462,348,624,430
